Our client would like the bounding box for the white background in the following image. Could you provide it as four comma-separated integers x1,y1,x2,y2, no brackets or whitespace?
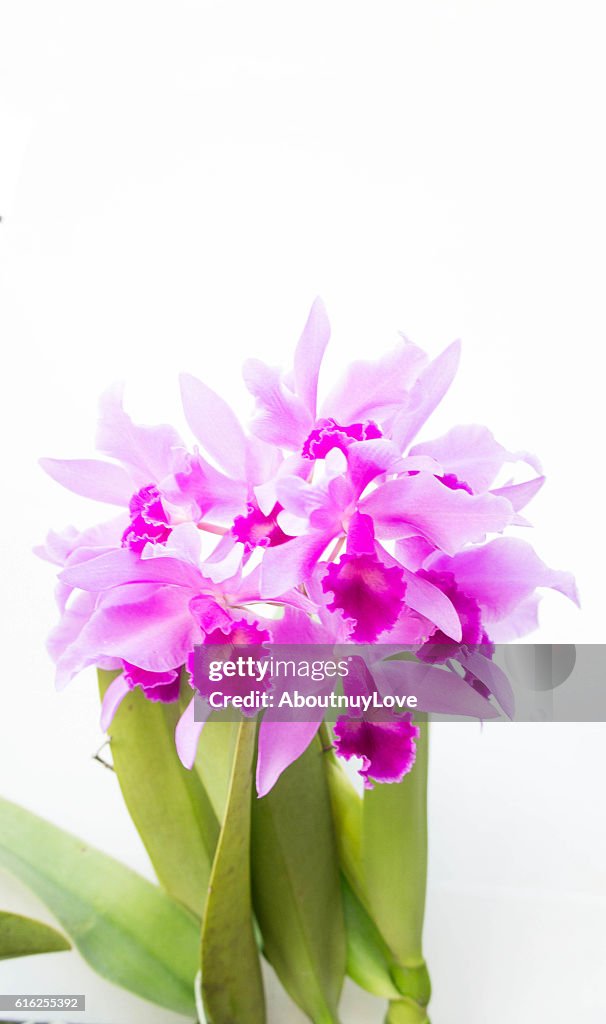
1,2,605,1022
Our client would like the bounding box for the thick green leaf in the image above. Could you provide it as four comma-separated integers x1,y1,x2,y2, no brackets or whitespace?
251,736,346,1024
324,755,365,900
362,721,430,1005
340,877,400,999
0,910,70,960
0,797,199,1016
194,719,239,820
325,742,425,1002
324,738,407,999
201,721,265,1024
99,669,219,917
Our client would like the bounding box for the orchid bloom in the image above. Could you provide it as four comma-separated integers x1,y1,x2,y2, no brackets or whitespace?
39,299,578,793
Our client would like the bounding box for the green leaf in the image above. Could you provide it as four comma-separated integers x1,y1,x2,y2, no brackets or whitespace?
201,721,265,1024
323,727,431,1006
0,796,199,1016
324,755,365,900
251,736,346,1024
194,719,240,820
362,721,431,1005
323,736,406,999
0,910,70,960
99,669,219,917
340,877,400,999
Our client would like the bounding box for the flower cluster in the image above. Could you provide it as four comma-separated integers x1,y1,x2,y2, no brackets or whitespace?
38,300,577,794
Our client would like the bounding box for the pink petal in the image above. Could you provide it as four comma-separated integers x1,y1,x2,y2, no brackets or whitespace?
180,373,248,479
275,475,326,520
243,359,313,448
431,537,579,624
100,673,130,731
169,450,247,522
487,594,541,641
394,537,436,570
160,523,203,564
244,435,282,488
384,607,434,644
411,425,544,497
320,339,427,427
60,548,202,591
256,718,323,797
34,526,80,565
56,583,201,679
35,518,125,567
362,474,512,555
396,455,444,474
96,384,183,483
457,651,514,718
252,581,317,617
254,453,310,515
374,660,500,719
175,697,209,769
202,535,244,584
39,458,134,505
491,476,545,511
410,424,510,492
260,530,337,597
400,567,462,641
268,605,333,643
293,297,330,417
346,439,403,496
391,340,461,450
48,590,99,687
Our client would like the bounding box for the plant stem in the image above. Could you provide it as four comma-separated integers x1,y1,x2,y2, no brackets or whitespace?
385,996,431,1023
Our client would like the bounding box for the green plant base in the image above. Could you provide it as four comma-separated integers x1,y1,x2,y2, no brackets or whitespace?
390,959,431,1005
385,996,431,1023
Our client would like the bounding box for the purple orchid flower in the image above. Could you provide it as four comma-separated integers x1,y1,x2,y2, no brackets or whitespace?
56,527,307,723
39,384,247,558
38,299,578,795
243,297,461,457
